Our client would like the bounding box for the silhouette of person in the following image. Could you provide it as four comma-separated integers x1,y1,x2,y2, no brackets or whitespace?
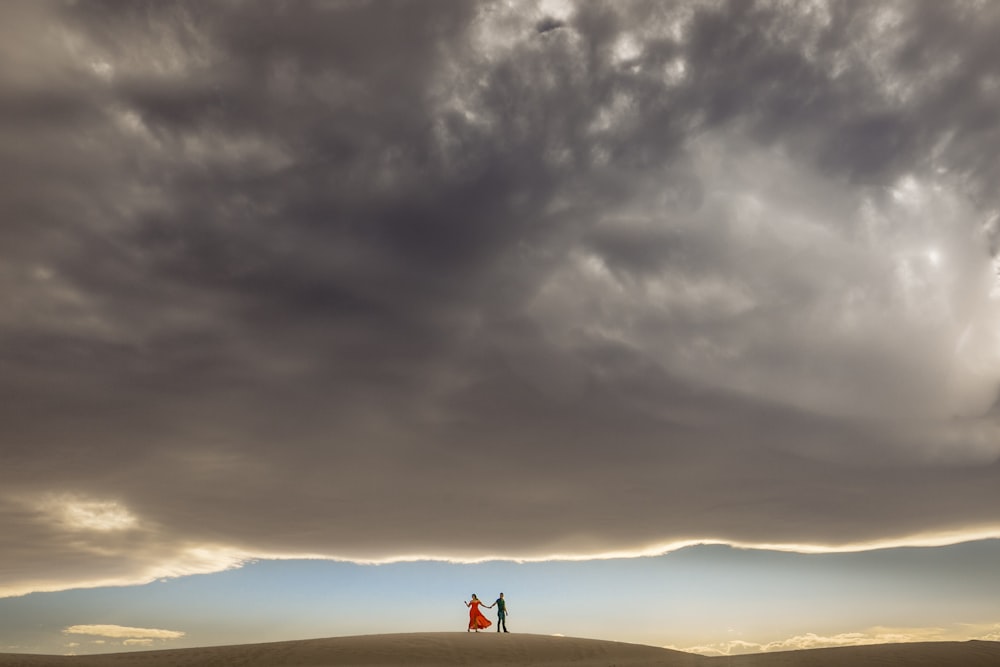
466,594,492,632
488,592,509,632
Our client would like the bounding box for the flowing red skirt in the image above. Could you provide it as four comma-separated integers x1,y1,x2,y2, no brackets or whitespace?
468,602,492,630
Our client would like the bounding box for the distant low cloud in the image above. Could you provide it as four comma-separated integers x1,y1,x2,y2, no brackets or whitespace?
63,625,185,640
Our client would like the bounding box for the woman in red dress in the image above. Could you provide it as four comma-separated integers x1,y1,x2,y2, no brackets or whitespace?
465,594,492,632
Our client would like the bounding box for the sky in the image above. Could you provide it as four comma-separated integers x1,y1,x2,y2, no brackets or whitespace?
1,0,999,657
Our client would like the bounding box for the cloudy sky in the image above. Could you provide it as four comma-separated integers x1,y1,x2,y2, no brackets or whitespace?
1,0,999,656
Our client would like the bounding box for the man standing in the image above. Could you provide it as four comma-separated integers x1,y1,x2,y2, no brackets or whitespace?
489,592,509,633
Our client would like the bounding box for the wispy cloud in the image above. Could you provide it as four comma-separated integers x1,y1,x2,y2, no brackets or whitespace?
37,495,137,532
123,639,155,647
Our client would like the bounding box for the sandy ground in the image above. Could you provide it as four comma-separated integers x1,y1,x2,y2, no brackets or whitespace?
708,639,1000,666
0,633,997,667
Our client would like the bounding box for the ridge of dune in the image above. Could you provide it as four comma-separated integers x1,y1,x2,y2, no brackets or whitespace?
0,633,997,667
0,633,703,667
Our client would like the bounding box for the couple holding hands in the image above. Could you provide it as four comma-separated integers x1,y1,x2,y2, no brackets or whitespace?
465,592,509,632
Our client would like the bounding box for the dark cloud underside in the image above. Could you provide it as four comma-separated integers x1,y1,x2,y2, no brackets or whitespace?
1,0,999,594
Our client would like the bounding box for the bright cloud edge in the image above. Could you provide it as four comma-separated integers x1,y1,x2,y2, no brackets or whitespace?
4,525,1000,599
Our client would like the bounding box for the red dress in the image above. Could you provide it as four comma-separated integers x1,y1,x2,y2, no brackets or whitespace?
468,599,492,630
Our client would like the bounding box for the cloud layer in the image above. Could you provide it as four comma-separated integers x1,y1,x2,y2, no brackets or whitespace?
1,0,999,595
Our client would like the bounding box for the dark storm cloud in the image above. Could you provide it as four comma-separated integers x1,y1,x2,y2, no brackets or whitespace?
536,16,566,34
1,0,1000,595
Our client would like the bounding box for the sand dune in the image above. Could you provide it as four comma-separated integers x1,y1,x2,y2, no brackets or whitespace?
708,639,1000,666
0,633,997,667
0,634,700,667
